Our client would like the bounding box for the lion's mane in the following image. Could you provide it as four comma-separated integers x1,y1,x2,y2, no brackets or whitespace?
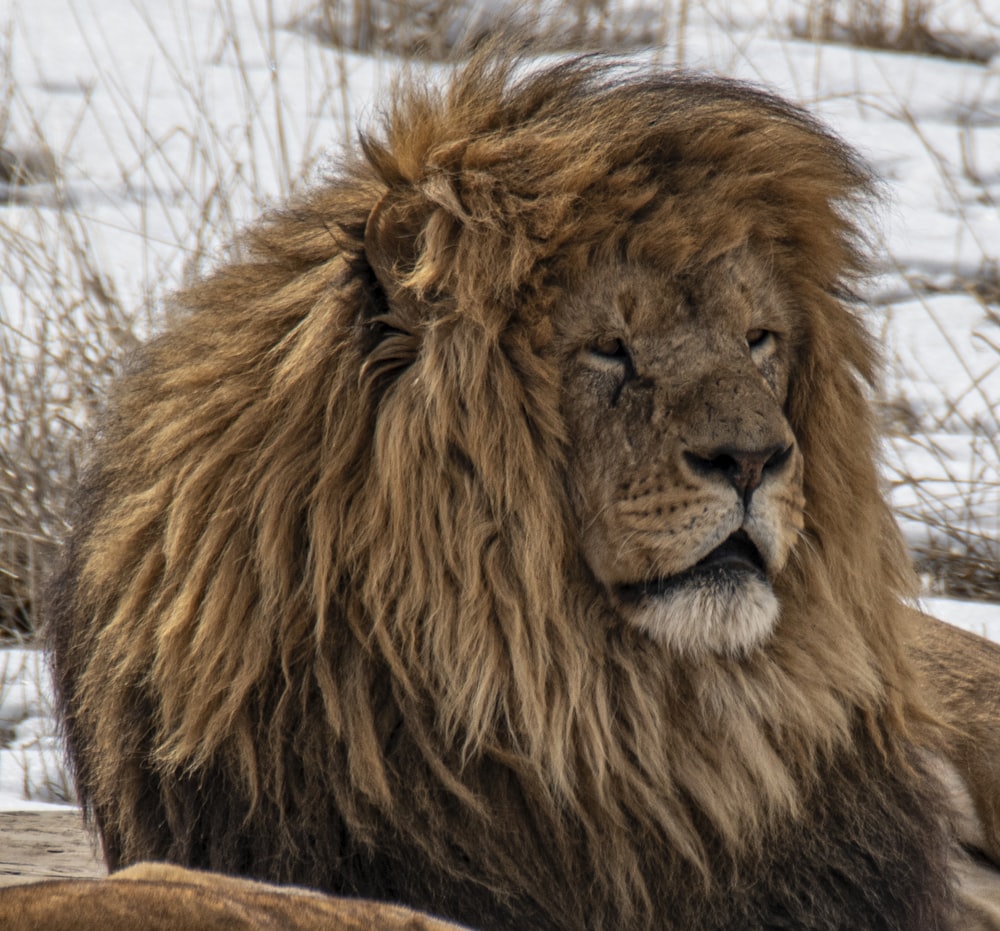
50,51,953,929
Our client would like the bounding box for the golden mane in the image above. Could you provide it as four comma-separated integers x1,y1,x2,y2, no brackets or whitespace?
50,50,949,929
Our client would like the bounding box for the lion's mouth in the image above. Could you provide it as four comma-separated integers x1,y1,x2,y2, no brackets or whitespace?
616,530,767,603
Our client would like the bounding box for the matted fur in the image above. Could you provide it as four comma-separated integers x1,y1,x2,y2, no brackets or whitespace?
50,50,956,929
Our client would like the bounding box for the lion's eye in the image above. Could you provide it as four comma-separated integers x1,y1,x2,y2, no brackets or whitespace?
746,329,773,350
588,337,632,366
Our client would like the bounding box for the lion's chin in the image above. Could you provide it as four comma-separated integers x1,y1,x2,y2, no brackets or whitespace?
621,570,780,657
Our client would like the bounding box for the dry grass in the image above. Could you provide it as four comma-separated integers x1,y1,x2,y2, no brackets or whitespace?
0,0,330,637
307,0,1000,63
881,284,1000,600
301,0,680,59
2,21,130,637
0,0,997,638
0,206,136,636
791,0,998,61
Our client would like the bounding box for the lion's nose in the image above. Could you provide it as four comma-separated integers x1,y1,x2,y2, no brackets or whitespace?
683,443,794,504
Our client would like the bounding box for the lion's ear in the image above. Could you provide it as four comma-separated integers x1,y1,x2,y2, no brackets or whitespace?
359,192,423,383
364,191,418,304
365,179,465,305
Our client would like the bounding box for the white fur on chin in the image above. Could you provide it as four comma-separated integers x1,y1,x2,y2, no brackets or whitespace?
629,574,780,657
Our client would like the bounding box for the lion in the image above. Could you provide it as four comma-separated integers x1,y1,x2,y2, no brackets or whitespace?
45,48,1000,929
0,863,468,930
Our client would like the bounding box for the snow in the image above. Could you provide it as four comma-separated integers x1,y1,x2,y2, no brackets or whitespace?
0,650,74,810
1,0,997,809
923,597,1000,642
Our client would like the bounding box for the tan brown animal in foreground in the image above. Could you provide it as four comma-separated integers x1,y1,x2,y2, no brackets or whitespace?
45,47,1000,929
0,863,468,929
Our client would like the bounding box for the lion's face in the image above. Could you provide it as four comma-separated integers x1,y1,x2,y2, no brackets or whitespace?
554,249,805,657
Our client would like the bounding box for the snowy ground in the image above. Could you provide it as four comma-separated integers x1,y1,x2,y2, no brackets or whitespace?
0,649,73,810
1,0,997,808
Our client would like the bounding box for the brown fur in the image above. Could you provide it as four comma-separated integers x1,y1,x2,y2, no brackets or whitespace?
0,864,467,930
49,49,961,928
910,612,1000,864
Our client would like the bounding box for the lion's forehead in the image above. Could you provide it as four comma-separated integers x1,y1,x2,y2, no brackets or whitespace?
551,252,795,367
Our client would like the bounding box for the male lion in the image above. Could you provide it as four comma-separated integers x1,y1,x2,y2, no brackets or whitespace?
47,49,1000,929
